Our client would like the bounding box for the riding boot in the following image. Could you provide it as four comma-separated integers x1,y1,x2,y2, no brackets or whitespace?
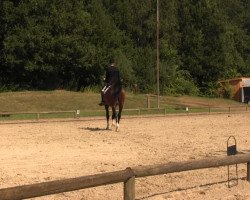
99,94,105,106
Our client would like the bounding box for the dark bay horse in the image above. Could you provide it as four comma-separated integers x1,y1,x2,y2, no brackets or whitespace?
102,85,125,131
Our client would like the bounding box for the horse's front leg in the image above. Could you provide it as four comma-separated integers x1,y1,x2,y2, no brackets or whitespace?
105,105,110,130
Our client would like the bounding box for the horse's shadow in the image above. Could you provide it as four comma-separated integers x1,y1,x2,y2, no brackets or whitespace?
80,127,110,132
136,177,247,200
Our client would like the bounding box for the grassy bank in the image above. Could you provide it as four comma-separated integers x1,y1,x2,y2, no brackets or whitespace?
0,90,245,120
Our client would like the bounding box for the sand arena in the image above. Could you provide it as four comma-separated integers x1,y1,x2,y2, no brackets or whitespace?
0,113,250,199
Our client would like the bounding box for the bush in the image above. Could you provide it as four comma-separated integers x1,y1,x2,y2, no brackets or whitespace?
221,82,234,99
201,82,221,98
162,69,199,96
83,85,101,93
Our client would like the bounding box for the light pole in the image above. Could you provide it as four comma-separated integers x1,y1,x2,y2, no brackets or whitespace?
156,0,160,108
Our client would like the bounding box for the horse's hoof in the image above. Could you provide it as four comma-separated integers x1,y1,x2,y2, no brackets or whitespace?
115,124,120,132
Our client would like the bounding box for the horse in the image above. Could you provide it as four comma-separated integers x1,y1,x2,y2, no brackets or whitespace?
102,85,125,131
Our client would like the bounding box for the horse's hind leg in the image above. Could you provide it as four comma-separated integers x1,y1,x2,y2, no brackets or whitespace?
118,108,122,124
114,107,122,132
116,103,123,132
118,102,123,123
111,111,116,127
111,107,117,128
105,105,110,130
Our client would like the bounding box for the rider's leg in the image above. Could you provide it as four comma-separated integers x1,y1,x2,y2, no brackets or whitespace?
99,92,104,106
99,86,106,106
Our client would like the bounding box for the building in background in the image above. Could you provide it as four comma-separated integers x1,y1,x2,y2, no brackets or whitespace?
219,77,250,103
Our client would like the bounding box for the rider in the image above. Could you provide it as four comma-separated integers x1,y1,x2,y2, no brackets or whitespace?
99,62,122,106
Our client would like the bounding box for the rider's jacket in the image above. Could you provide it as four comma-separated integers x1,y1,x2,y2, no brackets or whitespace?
105,66,121,85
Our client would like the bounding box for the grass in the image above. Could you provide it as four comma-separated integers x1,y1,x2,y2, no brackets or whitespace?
0,90,247,121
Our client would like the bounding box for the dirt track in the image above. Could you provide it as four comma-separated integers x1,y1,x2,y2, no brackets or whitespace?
0,113,250,200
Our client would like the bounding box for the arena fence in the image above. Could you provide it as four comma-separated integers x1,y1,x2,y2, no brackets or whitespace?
0,110,78,120
0,153,249,200
88,105,248,116
0,105,250,121
122,105,250,116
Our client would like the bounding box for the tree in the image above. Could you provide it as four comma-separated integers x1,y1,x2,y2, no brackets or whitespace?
3,0,93,89
0,0,249,95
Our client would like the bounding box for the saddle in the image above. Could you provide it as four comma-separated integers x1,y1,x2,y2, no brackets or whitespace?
102,85,122,106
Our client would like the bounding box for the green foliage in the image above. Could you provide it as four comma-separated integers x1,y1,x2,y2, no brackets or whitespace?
0,0,249,97
201,82,221,98
3,0,95,89
114,49,135,88
162,66,199,96
83,85,101,93
221,82,234,99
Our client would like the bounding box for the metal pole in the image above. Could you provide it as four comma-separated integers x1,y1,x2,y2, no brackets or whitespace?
156,0,160,108
247,162,250,181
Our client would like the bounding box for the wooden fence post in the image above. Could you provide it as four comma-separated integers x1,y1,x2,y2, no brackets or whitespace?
247,162,250,182
37,113,40,120
124,168,135,200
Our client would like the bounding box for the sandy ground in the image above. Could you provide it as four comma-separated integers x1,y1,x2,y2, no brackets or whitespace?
0,113,250,200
